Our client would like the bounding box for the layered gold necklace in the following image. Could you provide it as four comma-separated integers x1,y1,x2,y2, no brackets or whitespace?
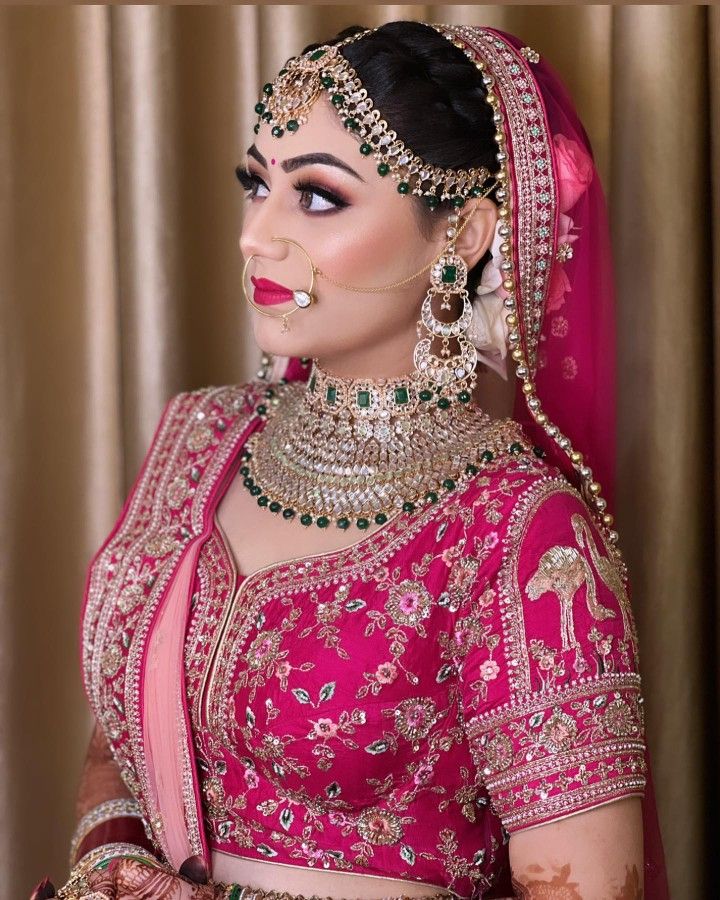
238,359,540,530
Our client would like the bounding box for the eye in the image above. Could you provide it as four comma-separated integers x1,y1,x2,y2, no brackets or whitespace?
235,166,349,215
293,179,349,213
235,166,268,200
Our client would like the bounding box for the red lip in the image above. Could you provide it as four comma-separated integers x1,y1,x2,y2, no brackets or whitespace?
251,275,294,306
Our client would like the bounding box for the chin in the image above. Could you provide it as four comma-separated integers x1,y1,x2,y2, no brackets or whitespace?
250,310,316,360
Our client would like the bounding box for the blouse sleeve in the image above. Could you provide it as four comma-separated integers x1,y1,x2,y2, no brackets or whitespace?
458,477,647,834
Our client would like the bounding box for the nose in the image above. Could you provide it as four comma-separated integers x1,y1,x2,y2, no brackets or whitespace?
239,196,287,264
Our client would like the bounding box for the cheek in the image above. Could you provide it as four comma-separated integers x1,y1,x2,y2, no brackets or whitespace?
318,213,417,282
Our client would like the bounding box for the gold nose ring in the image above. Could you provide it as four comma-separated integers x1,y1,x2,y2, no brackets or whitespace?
241,237,317,333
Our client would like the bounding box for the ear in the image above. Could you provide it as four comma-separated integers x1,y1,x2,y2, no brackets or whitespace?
452,197,499,270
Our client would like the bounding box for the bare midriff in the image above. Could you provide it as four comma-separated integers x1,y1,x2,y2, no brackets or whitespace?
210,850,453,898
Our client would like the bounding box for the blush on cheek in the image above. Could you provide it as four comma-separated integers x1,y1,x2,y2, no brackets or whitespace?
323,232,395,283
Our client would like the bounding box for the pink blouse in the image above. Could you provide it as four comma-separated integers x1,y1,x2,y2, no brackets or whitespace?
81,382,647,900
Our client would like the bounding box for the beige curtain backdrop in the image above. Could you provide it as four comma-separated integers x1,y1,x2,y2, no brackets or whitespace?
0,4,717,898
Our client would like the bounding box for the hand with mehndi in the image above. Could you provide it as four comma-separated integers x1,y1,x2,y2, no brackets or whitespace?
98,854,225,898
31,854,229,900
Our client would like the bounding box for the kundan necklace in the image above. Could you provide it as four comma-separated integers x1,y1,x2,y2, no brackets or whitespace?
237,359,542,530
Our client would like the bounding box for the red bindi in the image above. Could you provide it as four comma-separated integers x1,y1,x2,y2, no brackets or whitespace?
271,158,276,166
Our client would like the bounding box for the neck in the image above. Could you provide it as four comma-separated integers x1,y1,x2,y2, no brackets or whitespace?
298,357,483,422
301,358,424,418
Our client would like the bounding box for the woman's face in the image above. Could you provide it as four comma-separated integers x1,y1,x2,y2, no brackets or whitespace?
238,95,498,378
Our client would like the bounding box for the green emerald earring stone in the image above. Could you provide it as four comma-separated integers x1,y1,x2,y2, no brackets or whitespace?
441,265,457,284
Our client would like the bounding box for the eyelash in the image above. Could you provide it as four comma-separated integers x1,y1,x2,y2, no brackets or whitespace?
234,166,349,213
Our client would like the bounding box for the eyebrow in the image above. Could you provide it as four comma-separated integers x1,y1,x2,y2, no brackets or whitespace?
246,144,366,182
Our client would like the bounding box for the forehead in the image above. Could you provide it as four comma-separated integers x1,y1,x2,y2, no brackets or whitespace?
251,96,363,168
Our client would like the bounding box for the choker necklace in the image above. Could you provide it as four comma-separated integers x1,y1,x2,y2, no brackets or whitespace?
238,359,542,530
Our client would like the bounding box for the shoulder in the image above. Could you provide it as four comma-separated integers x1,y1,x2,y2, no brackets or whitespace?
160,379,268,430
115,378,270,527
467,415,625,576
461,416,601,544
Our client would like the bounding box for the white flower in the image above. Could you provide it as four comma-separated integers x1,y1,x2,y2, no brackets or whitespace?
466,218,512,380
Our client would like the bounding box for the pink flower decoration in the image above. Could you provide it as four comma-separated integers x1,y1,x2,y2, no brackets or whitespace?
553,133,594,213
244,768,260,789
454,624,470,647
413,762,435,785
546,257,572,312
479,659,500,681
561,355,579,380
550,315,569,338
312,717,339,739
376,661,398,684
398,590,420,616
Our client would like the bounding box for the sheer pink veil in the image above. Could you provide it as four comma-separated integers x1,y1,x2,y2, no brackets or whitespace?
256,22,669,897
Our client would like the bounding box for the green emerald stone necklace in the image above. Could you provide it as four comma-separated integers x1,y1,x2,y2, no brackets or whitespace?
239,359,544,530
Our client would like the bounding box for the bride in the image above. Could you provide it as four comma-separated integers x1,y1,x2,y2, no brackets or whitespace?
35,20,669,900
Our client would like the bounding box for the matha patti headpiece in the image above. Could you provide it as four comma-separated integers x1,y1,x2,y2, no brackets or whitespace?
253,28,497,209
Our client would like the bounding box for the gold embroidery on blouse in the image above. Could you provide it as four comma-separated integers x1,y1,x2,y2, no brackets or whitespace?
572,512,640,657
526,543,616,653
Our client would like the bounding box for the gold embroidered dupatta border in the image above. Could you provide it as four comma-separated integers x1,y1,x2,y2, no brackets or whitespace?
80,381,267,868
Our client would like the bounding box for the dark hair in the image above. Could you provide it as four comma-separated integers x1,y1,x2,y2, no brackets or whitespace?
300,21,501,296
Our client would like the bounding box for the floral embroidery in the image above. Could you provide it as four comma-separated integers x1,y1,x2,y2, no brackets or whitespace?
384,579,433,629
479,660,500,681
540,709,578,752
186,423,215,453
393,697,439,743
356,807,404,845
376,661,398,684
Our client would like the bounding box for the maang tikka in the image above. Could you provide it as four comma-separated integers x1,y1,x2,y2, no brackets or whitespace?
245,25,508,403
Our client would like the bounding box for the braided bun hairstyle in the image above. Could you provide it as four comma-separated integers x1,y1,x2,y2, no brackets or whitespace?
300,20,502,297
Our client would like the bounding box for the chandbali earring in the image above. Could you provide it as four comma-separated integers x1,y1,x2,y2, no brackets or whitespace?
413,206,479,398
241,237,318,334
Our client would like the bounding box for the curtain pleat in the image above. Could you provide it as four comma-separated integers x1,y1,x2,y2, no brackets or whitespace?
0,6,715,898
